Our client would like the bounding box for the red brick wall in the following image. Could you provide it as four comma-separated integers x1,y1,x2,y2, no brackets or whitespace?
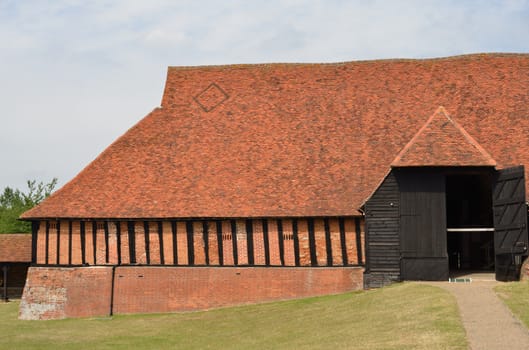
113,266,363,314
19,267,113,320
19,266,364,320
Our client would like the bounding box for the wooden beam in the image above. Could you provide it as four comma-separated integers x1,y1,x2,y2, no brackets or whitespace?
144,221,150,264
171,221,177,265
2,265,7,302
324,218,333,266
104,221,110,264
339,218,348,265
307,218,317,266
80,221,86,265
31,221,40,264
230,220,238,265
293,219,301,266
355,217,363,265
68,221,73,265
203,221,209,265
56,220,61,265
262,219,270,266
116,221,122,265
45,220,49,265
158,221,165,265
186,221,195,265
127,221,136,264
92,221,97,264
246,219,254,265
216,221,224,266
277,219,285,266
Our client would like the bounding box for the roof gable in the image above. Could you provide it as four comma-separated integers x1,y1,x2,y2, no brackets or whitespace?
391,106,496,167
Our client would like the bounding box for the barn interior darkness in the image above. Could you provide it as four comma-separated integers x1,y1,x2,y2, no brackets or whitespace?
446,173,494,271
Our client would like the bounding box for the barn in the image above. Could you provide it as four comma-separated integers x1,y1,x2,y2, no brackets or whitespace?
19,53,529,320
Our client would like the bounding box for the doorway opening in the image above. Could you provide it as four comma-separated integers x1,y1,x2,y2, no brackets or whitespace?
446,173,494,272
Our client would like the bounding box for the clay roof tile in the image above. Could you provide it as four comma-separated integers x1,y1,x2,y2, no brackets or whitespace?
391,106,497,167
20,53,529,219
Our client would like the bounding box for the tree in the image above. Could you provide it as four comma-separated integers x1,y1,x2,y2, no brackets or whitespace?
0,178,58,233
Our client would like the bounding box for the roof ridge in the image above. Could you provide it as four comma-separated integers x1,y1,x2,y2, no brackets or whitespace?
166,53,529,70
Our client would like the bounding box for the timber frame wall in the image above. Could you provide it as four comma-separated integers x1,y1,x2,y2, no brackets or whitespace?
31,217,365,268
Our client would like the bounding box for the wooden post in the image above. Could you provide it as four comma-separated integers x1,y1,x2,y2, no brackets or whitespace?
31,221,40,264
307,218,317,266
80,221,86,265
203,221,209,265
246,220,254,265
171,221,178,265
92,221,97,264
216,221,223,266
45,220,50,265
144,221,150,264
230,220,238,265
293,219,301,266
2,264,8,302
68,221,73,265
158,221,164,265
104,221,110,264
127,222,136,264
186,222,195,265
116,221,122,265
355,217,363,265
56,221,61,265
339,218,348,265
262,219,270,266
324,218,333,266
277,219,285,266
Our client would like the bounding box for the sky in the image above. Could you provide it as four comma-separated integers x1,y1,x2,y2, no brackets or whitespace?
1,0,529,191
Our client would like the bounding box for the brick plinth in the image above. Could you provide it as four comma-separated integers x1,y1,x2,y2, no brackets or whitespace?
19,266,363,319
113,266,364,314
19,267,113,320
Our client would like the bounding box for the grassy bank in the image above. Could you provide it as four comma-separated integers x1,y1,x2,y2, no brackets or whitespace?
1,283,466,350
495,281,529,328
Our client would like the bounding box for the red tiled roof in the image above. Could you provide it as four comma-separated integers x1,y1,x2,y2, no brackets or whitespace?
391,106,497,167
22,53,529,219
0,234,32,262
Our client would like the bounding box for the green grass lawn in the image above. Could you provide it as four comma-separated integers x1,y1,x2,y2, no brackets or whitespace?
0,283,466,350
495,281,529,328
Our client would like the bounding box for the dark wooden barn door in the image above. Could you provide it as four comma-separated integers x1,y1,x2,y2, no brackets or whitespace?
493,166,528,281
397,169,448,281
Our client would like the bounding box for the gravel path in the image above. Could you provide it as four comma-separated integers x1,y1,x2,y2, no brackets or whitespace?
425,279,529,350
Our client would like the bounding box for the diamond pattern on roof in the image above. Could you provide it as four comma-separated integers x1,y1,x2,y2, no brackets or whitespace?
193,83,229,112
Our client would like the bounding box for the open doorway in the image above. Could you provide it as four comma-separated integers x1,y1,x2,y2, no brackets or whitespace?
446,173,494,273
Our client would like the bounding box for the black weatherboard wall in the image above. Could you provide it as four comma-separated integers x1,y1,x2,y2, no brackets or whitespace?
364,172,400,288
